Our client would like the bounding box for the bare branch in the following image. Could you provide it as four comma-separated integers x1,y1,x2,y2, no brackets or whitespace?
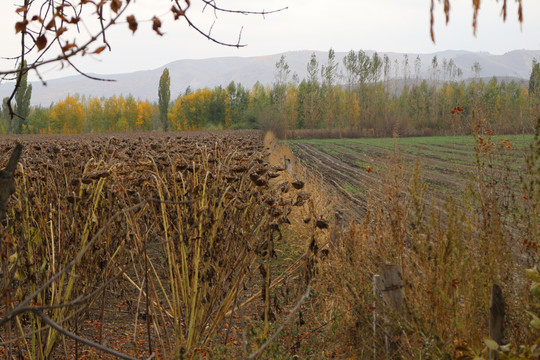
237,26,244,47
182,12,245,48
199,0,287,16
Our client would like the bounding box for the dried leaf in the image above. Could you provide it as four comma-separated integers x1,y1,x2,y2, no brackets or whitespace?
36,35,47,51
56,27,67,36
45,19,55,30
61,42,77,52
444,0,450,24
93,46,107,54
126,15,137,33
429,0,435,43
152,16,163,36
171,5,185,20
111,0,122,13
500,0,507,21
16,6,28,13
15,20,29,33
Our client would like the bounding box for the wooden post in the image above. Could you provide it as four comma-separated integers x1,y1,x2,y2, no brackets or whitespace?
489,284,505,360
283,156,292,174
330,210,344,244
373,274,381,360
373,264,404,359
0,143,23,223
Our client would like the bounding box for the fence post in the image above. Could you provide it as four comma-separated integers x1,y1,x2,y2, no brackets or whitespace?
373,264,404,359
283,156,292,174
489,284,505,360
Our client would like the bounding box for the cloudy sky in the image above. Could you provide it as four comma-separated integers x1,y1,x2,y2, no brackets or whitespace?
1,0,539,80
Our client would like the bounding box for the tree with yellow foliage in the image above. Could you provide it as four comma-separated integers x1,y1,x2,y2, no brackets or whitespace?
50,95,83,133
136,100,154,131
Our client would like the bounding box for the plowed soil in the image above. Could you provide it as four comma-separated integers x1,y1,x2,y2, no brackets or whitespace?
288,135,532,219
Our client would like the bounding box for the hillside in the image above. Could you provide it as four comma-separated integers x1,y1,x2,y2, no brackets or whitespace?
1,49,539,106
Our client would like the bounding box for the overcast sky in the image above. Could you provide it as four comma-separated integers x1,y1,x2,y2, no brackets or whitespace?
1,0,539,80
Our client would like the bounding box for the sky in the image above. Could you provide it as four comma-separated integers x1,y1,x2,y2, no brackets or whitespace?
1,0,539,81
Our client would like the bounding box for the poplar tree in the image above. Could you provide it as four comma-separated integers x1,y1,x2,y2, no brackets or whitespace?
529,59,540,98
158,68,171,131
13,61,32,134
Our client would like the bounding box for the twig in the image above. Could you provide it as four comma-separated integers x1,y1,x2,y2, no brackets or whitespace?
245,284,311,360
144,240,153,355
31,309,138,360
199,1,287,16
98,285,107,345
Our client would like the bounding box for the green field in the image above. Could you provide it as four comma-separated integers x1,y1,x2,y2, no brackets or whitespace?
288,134,534,217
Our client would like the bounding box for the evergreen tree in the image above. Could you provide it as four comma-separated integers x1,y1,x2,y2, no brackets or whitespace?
158,68,171,131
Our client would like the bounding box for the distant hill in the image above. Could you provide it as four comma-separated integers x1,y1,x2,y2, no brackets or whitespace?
1,49,539,106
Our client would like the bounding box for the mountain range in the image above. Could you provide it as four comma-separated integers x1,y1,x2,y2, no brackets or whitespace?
1,49,539,106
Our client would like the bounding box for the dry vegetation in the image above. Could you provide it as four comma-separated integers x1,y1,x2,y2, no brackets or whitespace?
0,122,539,359
287,121,540,359
0,130,329,359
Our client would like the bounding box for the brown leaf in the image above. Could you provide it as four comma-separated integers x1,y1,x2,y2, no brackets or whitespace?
15,20,28,33
429,0,435,43
171,5,185,20
93,46,107,54
110,0,122,13
16,6,28,13
61,42,77,52
126,15,137,33
152,16,163,36
444,0,450,24
45,19,55,30
56,27,67,36
36,35,47,51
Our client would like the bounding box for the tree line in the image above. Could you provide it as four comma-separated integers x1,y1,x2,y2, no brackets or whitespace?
2,50,539,136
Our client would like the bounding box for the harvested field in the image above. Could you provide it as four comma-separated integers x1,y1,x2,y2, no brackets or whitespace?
1,129,538,359
0,130,327,359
